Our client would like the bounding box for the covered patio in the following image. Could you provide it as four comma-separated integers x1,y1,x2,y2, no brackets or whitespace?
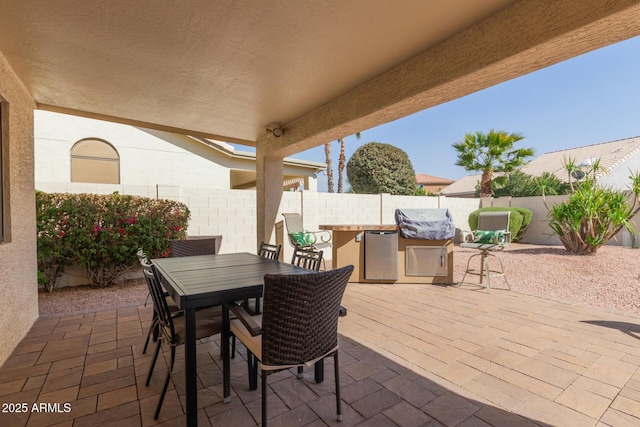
3,2,640,426
3,277,640,426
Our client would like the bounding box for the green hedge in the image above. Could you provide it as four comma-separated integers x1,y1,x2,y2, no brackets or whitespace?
468,207,532,242
36,191,190,290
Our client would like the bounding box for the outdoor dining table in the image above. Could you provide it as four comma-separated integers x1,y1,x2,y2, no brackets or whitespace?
151,252,309,427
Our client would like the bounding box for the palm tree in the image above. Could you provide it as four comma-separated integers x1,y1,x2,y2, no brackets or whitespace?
337,132,360,193
453,130,534,197
324,142,334,193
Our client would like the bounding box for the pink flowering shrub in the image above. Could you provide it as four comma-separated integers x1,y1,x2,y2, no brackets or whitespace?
36,191,189,290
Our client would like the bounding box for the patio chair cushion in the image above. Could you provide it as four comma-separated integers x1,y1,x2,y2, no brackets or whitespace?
230,314,263,359
473,230,507,245
171,305,225,346
291,231,314,246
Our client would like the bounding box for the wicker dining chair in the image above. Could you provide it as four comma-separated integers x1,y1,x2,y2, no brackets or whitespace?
169,236,220,257
290,246,347,380
140,258,226,420
228,265,354,425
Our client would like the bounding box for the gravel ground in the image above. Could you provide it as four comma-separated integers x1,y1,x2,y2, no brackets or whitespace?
38,277,150,316
455,243,640,315
38,244,640,317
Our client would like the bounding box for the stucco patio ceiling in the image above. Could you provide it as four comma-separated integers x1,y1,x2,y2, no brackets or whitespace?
1,1,640,156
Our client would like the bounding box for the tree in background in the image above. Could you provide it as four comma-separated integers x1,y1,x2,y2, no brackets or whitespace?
534,172,572,196
324,142,334,192
337,132,361,193
347,142,417,195
479,171,570,197
453,130,534,197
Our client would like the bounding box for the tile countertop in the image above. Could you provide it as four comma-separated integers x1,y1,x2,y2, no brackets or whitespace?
319,224,398,231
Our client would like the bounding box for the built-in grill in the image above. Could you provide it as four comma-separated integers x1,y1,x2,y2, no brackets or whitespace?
394,208,455,279
394,208,455,240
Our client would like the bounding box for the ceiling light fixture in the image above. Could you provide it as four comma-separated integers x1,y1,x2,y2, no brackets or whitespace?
266,124,284,137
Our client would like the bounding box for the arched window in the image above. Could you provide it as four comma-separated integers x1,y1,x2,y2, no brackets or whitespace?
70,139,120,184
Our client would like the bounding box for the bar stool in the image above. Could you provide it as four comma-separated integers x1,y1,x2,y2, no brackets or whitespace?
459,211,511,292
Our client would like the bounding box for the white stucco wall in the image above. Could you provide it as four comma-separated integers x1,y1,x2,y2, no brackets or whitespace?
34,110,320,192
34,110,230,188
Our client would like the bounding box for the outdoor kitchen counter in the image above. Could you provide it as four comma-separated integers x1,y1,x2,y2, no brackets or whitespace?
319,224,453,284
319,224,398,232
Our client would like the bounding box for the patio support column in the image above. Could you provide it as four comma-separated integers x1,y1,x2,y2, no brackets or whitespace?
256,145,283,246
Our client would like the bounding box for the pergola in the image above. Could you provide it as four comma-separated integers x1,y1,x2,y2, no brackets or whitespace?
1,0,639,365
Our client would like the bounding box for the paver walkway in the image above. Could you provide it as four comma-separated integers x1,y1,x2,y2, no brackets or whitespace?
2,281,640,426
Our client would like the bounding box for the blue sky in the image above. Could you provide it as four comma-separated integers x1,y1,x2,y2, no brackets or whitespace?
247,36,640,192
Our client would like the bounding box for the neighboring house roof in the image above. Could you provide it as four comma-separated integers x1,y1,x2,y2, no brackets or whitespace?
442,136,640,197
191,137,326,171
520,136,640,182
441,175,481,197
189,137,325,190
415,173,455,186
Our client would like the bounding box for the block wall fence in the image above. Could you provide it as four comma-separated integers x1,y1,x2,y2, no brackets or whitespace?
36,182,639,265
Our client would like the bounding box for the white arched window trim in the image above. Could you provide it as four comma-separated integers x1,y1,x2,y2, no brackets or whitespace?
70,138,120,184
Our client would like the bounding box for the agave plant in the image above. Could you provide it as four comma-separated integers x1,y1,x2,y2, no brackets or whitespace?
544,158,640,254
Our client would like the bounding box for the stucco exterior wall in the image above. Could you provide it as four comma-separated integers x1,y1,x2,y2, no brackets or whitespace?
0,51,38,367
34,110,320,192
35,111,230,188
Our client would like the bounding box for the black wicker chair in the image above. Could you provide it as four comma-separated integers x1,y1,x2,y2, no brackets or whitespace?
141,259,225,420
290,246,347,380
228,265,354,425
290,247,325,378
169,236,220,257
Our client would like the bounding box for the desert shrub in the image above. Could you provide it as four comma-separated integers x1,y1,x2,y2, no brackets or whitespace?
36,192,80,292
545,159,640,254
36,191,190,289
468,207,532,242
478,171,571,197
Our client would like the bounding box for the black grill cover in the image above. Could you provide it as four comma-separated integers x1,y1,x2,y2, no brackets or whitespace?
394,208,455,240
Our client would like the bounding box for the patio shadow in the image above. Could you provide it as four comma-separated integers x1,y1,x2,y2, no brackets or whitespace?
0,304,558,426
581,320,640,341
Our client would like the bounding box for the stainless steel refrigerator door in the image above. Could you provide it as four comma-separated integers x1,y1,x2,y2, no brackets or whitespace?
364,230,398,280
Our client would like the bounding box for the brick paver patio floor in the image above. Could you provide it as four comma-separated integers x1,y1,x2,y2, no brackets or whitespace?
2,281,640,426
